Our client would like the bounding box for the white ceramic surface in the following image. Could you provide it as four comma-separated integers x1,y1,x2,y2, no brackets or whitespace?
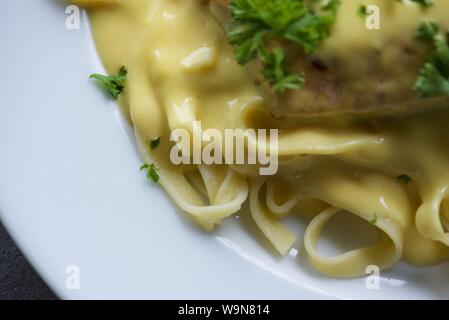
0,0,448,299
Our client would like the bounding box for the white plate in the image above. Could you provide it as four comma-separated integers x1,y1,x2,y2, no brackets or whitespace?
1,0,448,300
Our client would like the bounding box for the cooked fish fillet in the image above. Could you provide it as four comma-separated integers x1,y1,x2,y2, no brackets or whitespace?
211,0,449,118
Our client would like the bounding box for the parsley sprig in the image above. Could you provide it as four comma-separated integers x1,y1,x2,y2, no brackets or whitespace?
414,23,449,98
90,66,127,100
357,5,368,18
416,21,439,41
410,0,433,8
370,213,378,225
228,0,340,93
150,137,161,150
397,174,412,184
140,163,160,183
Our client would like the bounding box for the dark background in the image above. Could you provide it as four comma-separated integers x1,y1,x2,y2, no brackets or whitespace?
0,222,57,300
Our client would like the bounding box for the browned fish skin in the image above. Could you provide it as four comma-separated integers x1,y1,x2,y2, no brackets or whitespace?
267,40,431,117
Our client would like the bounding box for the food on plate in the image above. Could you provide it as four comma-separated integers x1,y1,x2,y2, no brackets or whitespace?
76,0,449,278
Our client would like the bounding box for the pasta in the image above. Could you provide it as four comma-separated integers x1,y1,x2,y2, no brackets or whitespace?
79,0,449,277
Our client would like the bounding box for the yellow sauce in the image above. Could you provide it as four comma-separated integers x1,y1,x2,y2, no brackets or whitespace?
87,0,449,276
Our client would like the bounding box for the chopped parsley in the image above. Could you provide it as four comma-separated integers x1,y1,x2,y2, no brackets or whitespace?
370,213,378,225
397,174,412,184
416,21,439,41
227,0,340,93
357,5,368,17
410,0,433,8
262,48,305,92
414,23,449,98
89,66,127,100
150,137,161,150
140,163,160,183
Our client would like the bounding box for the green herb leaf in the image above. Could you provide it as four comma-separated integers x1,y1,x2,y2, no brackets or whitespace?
433,36,449,76
262,48,305,92
415,63,449,97
357,5,367,17
89,66,127,100
414,24,449,98
397,174,412,184
370,213,378,225
228,0,340,93
150,137,161,150
410,0,433,8
416,21,439,41
140,163,160,183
